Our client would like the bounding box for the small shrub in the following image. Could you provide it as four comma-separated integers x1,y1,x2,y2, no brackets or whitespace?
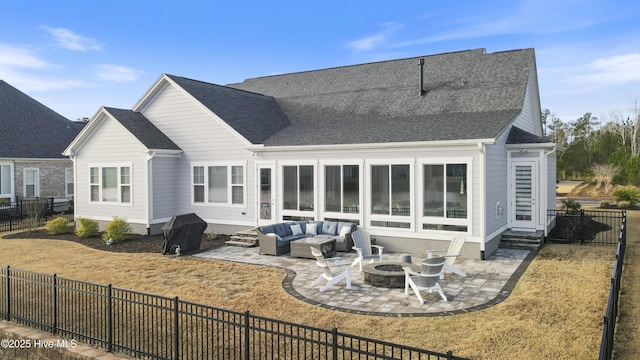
612,185,639,205
76,217,99,238
46,216,70,235
560,198,581,213
102,216,131,243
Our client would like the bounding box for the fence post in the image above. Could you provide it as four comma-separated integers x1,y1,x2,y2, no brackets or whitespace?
52,274,57,335
4,266,9,321
244,311,250,360
174,297,179,360
332,327,338,360
580,209,585,245
107,284,113,353
447,350,453,359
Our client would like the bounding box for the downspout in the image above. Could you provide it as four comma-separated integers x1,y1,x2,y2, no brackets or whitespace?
146,151,157,236
69,155,77,222
478,142,486,260
542,146,557,237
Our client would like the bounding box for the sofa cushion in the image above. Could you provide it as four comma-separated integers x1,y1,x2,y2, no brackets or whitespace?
337,222,355,233
282,234,306,242
322,221,338,235
273,223,288,237
310,220,323,233
265,232,283,241
330,235,345,244
338,225,352,237
260,225,275,235
305,222,318,235
290,224,303,236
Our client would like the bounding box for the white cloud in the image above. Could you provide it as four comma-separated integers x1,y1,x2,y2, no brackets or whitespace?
0,44,50,68
94,64,141,82
574,54,640,85
43,27,103,51
346,22,404,51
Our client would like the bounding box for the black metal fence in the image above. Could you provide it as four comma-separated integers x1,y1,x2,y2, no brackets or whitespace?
0,266,468,360
0,197,73,233
546,209,625,245
598,214,626,360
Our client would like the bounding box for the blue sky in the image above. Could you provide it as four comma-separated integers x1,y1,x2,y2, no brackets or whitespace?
1,0,639,125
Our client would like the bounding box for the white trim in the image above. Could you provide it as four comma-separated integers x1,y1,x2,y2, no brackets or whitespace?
247,139,495,153
190,161,247,207
0,161,14,200
364,159,415,232
318,160,364,225
23,167,39,197
279,161,318,219
88,163,133,205
64,167,74,198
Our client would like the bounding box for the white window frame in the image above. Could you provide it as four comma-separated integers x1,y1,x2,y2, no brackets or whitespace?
191,162,246,206
88,163,133,205
65,168,74,198
280,161,316,218
418,157,472,234
366,159,414,231
0,162,13,200
23,168,39,197
320,161,363,222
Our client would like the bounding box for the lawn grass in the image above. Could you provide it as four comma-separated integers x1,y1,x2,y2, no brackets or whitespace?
0,212,635,359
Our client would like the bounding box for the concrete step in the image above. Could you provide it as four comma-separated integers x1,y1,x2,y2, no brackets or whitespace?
225,240,258,248
500,230,544,251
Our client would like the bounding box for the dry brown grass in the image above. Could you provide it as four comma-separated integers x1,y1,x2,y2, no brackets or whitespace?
1,212,635,359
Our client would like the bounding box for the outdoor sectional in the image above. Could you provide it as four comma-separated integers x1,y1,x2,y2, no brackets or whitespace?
257,220,357,256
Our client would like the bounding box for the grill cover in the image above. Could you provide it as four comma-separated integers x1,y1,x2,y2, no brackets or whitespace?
161,213,207,255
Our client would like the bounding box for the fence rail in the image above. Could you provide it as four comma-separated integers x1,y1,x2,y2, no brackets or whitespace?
0,267,468,360
0,197,74,233
598,212,626,360
546,209,624,245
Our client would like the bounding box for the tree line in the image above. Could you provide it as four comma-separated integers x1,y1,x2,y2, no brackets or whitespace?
544,97,640,189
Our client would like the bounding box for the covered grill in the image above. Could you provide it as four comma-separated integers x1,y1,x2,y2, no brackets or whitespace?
161,213,207,255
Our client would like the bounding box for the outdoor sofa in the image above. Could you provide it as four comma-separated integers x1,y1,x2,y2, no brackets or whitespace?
257,220,357,256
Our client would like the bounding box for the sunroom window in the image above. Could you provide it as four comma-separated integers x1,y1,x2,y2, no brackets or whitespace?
371,164,410,216
423,164,467,219
283,165,314,211
325,165,359,214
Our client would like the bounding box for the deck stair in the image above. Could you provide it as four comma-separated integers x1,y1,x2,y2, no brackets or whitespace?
226,228,259,247
499,230,544,251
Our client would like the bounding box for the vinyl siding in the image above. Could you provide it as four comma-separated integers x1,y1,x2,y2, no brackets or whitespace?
484,130,509,236
150,156,179,221
141,83,255,227
512,59,542,136
74,116,149,224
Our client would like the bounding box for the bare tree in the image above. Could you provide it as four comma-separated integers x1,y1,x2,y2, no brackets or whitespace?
630,96,640,156
592,163,621,194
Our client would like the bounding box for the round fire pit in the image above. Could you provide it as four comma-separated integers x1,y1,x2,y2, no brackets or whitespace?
362,261,416,288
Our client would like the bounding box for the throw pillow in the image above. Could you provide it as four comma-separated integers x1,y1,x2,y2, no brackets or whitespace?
323,221,338,235
290,224,303,236
306,223,317,235
339,225,351,237
266,232,283,241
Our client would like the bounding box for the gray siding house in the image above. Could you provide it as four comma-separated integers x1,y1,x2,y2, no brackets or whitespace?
0,80,84,203
64,48,555,259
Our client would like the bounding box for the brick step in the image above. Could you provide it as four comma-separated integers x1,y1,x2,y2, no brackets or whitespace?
500,230,544,251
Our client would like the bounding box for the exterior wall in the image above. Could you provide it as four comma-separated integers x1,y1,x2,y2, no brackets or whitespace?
150,156,179,222
140,82,256,232
13,159,72,199
546,149,557,232
73,116,149,226
512,59,543,136
484,130,509,240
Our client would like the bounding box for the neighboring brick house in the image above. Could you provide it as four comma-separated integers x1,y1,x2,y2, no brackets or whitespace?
0,80,84,203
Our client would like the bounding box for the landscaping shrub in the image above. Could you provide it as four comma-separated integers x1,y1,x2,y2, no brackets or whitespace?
76,217,99,238
45,216,70,235
102,216,131,243
560,198,581,213
612,185,639,205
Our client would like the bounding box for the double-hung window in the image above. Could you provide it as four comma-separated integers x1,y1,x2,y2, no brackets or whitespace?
192,164,245,205
283,165,314,211
65,168,74,197
324,164,359,214
0,163,13,198
24,168,39,197
89,165,132,204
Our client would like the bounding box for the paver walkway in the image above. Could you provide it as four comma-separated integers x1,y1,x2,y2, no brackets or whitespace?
194,246,534,316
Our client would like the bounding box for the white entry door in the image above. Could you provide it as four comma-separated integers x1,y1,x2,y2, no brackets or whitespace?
257,164,276,226
512,161,537,230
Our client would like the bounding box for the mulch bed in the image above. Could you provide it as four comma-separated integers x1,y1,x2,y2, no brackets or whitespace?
2,229,230,254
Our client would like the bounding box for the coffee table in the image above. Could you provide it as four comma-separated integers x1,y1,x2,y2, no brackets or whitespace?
290,237,337,259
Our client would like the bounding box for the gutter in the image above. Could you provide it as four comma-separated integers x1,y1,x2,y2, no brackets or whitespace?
246,138,496,153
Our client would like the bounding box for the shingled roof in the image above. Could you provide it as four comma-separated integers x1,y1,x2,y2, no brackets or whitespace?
0,80,84,158
225,48,535,146
103,107,181,151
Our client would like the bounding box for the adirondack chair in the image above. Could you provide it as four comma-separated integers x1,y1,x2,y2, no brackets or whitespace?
403,257,448,303
426,236,467,279
350,229,384,271
310,247,352,292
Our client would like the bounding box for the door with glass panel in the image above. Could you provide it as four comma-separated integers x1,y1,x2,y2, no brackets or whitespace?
512,161,536,230
257,164,276,226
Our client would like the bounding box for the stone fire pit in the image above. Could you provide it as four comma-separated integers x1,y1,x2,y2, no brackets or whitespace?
362,261,417,288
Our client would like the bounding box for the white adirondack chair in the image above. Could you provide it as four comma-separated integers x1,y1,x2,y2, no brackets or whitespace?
403,257,448,303
310,247,352,292
350,229,384,271
426,236,467,279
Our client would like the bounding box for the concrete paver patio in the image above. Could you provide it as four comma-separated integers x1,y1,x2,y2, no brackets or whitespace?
193,246,534,317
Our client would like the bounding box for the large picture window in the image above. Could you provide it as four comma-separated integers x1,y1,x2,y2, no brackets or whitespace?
283,165,314,211
423,163,467,219
192,164,245,205
89,165,132,204
325,165,359,214
371,164,410,216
